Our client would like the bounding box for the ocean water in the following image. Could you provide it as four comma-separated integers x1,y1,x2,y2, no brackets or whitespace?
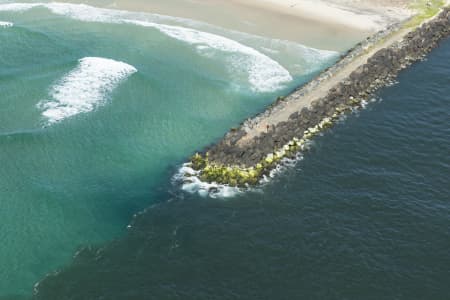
34,36,450,298
0,1,339,297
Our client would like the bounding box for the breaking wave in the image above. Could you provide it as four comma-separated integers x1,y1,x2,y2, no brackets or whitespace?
125,19,292,92
0,2,337,92
38,57,137,124
0,21,13,27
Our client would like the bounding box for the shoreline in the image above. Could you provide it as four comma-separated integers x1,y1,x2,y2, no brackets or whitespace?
62,0,413,51
183,3,450,189
227,0,412,31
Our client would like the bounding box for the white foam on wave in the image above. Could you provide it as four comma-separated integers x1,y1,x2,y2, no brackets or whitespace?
38,57,137,124
174,94,386,198
267,152,305,180
0,2,297,92
173,152,306,199
0,21,13,27
0,3,39,12
174,163,242,199
126,20,293,92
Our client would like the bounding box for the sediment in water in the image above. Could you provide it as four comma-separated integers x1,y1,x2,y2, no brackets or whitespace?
184,7,450,188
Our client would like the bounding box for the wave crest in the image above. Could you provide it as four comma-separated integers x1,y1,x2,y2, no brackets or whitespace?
0,2,297,92
0,21,13,27
38,57,137,124
126,20,293,92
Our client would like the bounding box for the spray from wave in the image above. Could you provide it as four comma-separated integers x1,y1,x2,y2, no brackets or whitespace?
38,57,137,125
173,163,243,199
0,21,12,27
173,152,305,199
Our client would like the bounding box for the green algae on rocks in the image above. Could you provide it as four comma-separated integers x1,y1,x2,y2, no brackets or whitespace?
187,6,450,187
189,102,357,187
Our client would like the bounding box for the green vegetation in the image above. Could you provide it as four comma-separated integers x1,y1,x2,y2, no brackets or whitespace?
187,1,450,188
188,97,365,187
406,0,446,27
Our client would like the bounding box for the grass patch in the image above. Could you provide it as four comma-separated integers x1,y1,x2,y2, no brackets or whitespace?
405,0,446,27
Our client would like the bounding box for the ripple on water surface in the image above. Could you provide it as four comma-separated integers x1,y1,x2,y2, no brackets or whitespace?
33,38,450,299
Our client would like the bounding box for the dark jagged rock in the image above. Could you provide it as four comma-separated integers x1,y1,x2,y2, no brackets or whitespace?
185,7,450,186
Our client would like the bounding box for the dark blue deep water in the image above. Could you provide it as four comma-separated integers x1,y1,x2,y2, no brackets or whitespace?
33,36,450,300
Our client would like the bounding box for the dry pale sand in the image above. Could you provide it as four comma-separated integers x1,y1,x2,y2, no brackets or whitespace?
64,0,413,51
238,26,414,145
231,0,413,31
235,1,449,146
72,0,422,144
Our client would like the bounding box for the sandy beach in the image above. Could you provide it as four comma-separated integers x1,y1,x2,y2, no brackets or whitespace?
230,0,449,147
230,0,412,30
179,1,450,187
61,0,414,51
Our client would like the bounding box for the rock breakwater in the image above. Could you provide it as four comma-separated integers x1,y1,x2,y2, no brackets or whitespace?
184,7,450,188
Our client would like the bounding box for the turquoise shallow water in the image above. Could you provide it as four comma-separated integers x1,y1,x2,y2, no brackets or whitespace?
0,2,338,297
34,36,450,299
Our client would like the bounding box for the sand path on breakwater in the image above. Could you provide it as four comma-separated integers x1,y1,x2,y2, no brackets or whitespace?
236,4,447,146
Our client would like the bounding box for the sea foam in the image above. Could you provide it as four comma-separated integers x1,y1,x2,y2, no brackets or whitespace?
48,3,292,92
126,20,293,92
38,57,137,124
0,2,300,92
174,164,243,199
173,151,306,199
0,21,13,27
0,3,39,12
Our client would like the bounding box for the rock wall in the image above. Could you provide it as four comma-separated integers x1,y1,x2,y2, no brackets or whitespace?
189,7,450,186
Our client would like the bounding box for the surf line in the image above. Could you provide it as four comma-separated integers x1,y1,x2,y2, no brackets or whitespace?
0,2,300,93
179,6,450,193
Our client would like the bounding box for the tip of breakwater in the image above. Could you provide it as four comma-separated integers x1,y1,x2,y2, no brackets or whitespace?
173,163,243,198
177,6,450,193
174,148,309,198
